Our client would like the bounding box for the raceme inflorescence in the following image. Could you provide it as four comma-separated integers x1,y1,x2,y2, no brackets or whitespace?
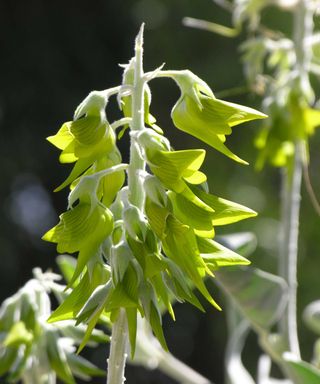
42,25,266,372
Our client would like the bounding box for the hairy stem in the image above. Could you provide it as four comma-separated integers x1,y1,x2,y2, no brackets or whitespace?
278,0,313,357
106,24,146,384
107,309,128,384
279,142,303,357
127,23,146,209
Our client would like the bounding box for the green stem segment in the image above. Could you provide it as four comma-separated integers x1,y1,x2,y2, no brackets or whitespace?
106,24,146,384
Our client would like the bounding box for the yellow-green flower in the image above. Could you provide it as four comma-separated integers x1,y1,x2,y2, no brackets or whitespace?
43,202,113,284
170,70,266,163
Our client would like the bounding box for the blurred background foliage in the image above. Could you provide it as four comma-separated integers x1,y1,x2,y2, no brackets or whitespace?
1,0,320,383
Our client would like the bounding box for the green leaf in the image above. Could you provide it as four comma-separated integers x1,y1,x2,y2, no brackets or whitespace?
283,353,320,384
215,267,287,331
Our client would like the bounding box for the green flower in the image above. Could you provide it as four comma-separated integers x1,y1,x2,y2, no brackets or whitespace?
42,203,113,285
47,116,116,191
255,96,320,169
170,70,267,163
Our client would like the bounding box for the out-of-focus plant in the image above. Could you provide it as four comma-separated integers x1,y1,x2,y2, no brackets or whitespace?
41,23,265,384
0,267,107,384
184,0,320,383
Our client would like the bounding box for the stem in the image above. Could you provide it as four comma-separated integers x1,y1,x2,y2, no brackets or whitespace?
106,24,146,384
107,309,128,384
278,0,313,358
127,23,146,209
279,142,303,357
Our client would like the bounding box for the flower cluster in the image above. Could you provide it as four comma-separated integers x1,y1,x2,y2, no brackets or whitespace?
43,54,265,355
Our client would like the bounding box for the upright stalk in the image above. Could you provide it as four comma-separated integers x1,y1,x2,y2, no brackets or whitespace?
279,0,313,357
279,144,303,357
106,24,146,384
106,308,128,384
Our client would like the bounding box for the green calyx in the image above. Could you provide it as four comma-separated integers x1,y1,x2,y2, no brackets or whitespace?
43,28,264,357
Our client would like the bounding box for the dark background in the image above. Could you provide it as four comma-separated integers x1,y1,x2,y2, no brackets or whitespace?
1,1,320,383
